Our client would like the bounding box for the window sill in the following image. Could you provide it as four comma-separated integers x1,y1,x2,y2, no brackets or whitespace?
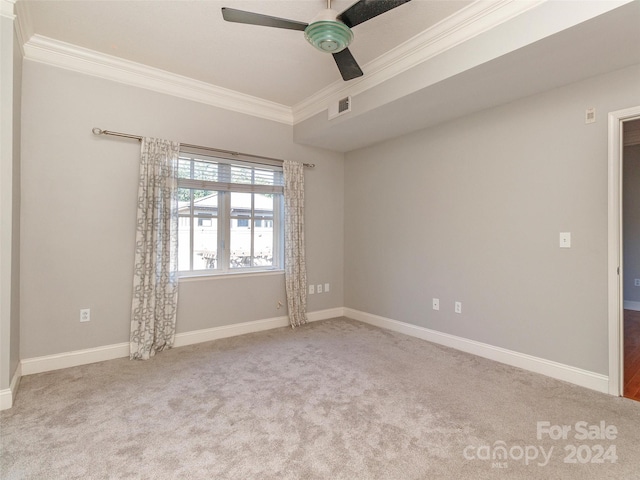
178,269,285,282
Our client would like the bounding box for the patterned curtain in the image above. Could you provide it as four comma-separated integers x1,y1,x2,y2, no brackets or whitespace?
130,137,180,360
283,160,308,328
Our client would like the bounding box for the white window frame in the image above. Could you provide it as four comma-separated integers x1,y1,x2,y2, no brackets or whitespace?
177,150,284,278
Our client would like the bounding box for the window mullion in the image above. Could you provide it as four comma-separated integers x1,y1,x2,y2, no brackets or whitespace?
224,192,232,271
250,193,255,267
221,163,232,272
189,188,194,272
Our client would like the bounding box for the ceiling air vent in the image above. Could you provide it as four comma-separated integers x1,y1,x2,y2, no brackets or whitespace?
328,96,352,120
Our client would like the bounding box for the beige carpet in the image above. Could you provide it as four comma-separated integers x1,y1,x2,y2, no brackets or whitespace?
2,317,640,479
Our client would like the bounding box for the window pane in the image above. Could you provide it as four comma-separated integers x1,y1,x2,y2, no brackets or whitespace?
230,227,251,269
178,157,219,182
177,187,192,272
178,216,191,272
193,223,217,270
192,190,217,270
193,190,218,217
193,161,218,182
254,168,276,186
230,192,251,269
229,193,275,269
255,194,274,220
254,194,274,267
230,192,251,218
253,193,273,220
178,159,192,179
227,164,282,187
254,218,273,267
178,187,191,206
231,165,252,184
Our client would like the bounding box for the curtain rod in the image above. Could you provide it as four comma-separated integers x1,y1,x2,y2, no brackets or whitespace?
91,128,315,168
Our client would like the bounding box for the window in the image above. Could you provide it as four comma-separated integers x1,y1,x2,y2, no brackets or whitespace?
177,150,284,276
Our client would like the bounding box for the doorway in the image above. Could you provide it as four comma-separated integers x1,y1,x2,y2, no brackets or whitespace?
608,106,640,398
622,118,640,401
607,105,640,396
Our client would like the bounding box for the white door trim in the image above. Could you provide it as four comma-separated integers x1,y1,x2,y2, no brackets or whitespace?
608,105,640,396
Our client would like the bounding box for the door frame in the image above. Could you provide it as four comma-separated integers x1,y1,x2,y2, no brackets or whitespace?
608,105,640,396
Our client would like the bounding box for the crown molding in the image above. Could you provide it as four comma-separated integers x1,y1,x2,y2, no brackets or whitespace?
23,34,294,125
19,0,626,128
13,0,33,52
2,0,27,57
292,0,545,123
1,0,15,19
16,0,542,128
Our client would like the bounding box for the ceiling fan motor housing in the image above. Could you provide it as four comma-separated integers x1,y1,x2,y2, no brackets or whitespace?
304,9,353,53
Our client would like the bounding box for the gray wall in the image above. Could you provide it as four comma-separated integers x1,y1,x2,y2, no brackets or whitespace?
20,60,344,359
344,64,640,375
624,143,640,305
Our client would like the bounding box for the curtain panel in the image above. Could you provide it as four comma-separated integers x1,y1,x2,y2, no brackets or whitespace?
130,137,180,360
283,160,308,328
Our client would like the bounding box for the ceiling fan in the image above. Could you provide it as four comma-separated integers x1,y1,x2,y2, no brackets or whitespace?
221,0,412,81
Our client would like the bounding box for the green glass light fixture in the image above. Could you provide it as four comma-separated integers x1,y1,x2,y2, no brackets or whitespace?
304,3,353,53
221,0,416,81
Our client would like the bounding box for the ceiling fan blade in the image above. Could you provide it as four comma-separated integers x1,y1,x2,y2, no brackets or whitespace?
221,8,308,31
333,48,364,81
337,0,412,28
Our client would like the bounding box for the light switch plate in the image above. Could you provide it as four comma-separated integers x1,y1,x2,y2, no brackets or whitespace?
585,107,596,124
560,232,571,248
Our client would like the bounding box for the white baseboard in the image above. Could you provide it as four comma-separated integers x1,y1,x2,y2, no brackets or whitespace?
16,306,607,404
307,307,345,322
624,300,640,311
344,308,610,394
174,307,345,347
0,390,11,411
19,307,345,378
0,363,22,411
173,315,290,348
21,342,130,376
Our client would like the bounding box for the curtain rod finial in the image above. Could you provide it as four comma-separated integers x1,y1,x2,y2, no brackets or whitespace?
92,128,104,135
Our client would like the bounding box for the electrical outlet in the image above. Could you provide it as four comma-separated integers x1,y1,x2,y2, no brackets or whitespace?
455,302,462,314
309,285,315,295
432,298,439,311
80,308,90,322
317,284,323,294
324,283,330,293
635,279,640,287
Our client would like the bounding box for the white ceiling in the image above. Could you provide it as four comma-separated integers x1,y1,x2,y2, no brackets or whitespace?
15,0,640,152
296,0,640,151
20,0,473,106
